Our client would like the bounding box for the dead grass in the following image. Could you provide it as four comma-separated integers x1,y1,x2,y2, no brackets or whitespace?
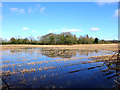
2,54,117,76
1,44,119,52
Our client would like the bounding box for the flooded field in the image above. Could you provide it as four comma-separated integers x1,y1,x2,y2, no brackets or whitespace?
1,46,120,89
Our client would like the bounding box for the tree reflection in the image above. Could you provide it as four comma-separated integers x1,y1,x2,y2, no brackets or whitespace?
40,48,99,58
6,48,100,58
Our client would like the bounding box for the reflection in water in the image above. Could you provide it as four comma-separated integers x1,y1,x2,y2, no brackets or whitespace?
68,65,103,73
39,48,103,58
102,53,120,89
67,52,120,89
41,49,77,58
34,48,114,58
7,48,101,58
4,47,114,59
1,48,118,89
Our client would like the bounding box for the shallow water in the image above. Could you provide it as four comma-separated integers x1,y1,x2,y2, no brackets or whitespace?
1,48,120,89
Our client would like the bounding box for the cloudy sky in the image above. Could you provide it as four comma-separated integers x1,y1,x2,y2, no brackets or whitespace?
1,2,118,40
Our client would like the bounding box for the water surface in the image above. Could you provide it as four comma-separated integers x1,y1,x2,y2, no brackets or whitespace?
2,47,119,89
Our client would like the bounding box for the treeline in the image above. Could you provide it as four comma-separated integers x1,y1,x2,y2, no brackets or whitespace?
39,32,100,45
1,32,112,45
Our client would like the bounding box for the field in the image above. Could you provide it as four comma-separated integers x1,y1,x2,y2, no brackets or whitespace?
1,44,120,89
1,44,119,51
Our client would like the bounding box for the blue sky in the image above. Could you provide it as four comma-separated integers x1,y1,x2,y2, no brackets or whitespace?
1,2,118,40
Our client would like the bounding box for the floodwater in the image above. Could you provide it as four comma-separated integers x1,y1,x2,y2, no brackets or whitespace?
1,47,120,89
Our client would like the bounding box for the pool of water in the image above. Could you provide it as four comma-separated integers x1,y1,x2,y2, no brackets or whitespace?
1,48,119,89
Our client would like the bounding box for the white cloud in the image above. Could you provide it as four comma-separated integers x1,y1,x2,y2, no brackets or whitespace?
61,28,82,32
9,5,46,14
48,29,58,33
22,27,28,31
0,3,1,7
91,27,100,31
32,30,36,32
114,9,120,17
96,0,118,6
48,28,82,33
28,8,32,13
115,9,118,17
10,8,25,13
10,8,18,12
40,7,45,14
19,8,25,13
28,4,41,13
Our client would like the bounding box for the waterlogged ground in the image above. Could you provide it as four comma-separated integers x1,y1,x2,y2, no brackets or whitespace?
1,47,120,89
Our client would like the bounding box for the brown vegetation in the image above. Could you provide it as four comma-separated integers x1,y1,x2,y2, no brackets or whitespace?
1,44,119,52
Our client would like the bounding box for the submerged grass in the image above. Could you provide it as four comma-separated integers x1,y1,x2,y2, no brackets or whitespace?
1,44,119,88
